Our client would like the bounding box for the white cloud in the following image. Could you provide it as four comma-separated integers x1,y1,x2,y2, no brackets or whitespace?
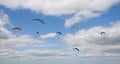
0,10,9,26
21,49,70,57
0,10,12,40
0,49,13,56
65,10,101,28
63,20,120,56
40,32,57,39
0,10,72,63
0,1,120,63
0,49,72,61
0,35,44,49
0,0,120,28
0,10,44,49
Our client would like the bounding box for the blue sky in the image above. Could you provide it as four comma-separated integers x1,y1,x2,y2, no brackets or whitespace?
0,0,120,64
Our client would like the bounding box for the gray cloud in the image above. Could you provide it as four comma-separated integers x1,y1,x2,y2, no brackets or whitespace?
63,21,120,56
102,47,120,54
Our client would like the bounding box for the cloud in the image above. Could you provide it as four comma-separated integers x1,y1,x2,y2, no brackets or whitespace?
65,10,101,28
63,20,120,57
0,49,13,56
0,10,11,39
0,35,44,49
22,49,70,57
0,49,71,61
0,0,120,28
0,10,72,63
40,32,57,39
0,10,44,49
0,1,120,63
0,10,10,26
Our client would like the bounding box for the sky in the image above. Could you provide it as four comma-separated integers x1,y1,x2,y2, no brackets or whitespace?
0,0,120,64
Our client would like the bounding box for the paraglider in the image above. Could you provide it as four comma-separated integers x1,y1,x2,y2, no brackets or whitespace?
56,32,62,35
56,32,62,39
36,31,39,35
100,32,105,35
100,31,106,39
71,25,80,29
12,27,22,37
31,18,45,24
73,48,79,52
30,18,45,35
12,27,22,31
73,48,80,55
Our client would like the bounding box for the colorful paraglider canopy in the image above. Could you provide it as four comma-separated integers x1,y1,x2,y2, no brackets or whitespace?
12,27,22,31
71,25,80,29
31,18,45,24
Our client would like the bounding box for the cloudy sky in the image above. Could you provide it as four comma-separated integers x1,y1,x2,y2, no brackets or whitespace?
0,0,120,64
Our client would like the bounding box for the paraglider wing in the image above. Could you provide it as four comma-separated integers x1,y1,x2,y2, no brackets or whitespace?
100,31,106,39
12,27,22,37
71,25,80,29
12,27,22,31
56,32,62,39
36,32,39,34
73,48,80,55
100,32,105,35
56,32,62,35
73,48,79,51
31,19,45,24
31,19,45,36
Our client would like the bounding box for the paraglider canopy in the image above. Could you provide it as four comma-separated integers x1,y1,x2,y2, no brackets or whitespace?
71,25,80,29
100,32,105,35
73,48,79,51
12,27,22,37
56,32,62,35
30,18,45,35
73,48,80,55
36,32,39,34
100,31,106,39
12,27,22,31
56,32,62,39
31,18,45,24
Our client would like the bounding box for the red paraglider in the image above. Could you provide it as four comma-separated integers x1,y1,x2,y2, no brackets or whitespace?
12,27,22,37
12,27,22,31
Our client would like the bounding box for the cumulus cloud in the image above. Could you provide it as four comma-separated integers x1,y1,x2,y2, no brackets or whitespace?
0,10,68,61
0,10,72,63
0,1,120,63
21,49,70,57
63,20,120,57
0,10,11,39
0,10,10,26
0,0,120,28
0,10,55,62
65,10,101,28
40,32,57,39
0,49,13,56
0,10,44,49
0,49,71,61
0,35,44,49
